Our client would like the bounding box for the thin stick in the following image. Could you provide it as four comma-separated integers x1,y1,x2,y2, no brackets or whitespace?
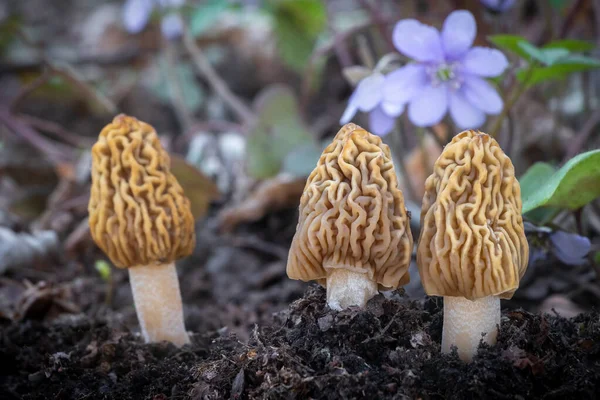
564,108,600,160
182,26,255,125
17,114,94,148
0,106,73,164
164,42,194,132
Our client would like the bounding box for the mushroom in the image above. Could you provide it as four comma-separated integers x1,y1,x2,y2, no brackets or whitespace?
88,114,195,346
286,123,413,310
417,130,528,362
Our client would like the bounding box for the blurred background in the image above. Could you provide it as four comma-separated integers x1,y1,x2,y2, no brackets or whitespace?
0,0,599,340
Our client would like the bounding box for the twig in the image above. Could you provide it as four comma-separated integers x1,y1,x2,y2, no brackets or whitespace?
164,41,194,132
300,19,377,111
0,106,74,164
0,46,148,74
488,67,534,138
225,235,289,260
564,108,600,160
48,62,117,115
356,0,395,52
182,25,255,125
10,70,51,112
17,114,94,148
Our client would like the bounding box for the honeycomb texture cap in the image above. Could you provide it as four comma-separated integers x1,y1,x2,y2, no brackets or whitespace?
417,130,529,300
286,123,413,289
88,114,195,268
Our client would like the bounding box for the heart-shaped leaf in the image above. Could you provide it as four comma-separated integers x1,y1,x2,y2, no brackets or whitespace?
246,84,315,179
521,150,600,214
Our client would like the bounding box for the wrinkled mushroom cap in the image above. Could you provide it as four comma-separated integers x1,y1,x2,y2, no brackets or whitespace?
286,123,413,289
417,130,529,300
88,114,195,268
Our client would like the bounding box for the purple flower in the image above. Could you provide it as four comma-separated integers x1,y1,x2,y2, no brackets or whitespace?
383,10,508,129
480,0,516,13
123,0,185,39
340,72,405,136
549,231,591,266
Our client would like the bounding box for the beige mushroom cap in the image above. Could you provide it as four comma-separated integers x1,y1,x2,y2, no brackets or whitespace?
286,123,413,290
89,114,196,268
417,130,529,300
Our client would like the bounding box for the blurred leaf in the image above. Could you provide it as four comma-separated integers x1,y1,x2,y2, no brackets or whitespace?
519,162,560,223
95,260,112,281
268,0,326,71
247,84,315,179
544,39,595,53
522,150,600,214
549,0,569,10
281,142,322,177
594,251,600,265
170,154,221,219
152,61,204,113
189,0,231,37
517,42,569,66
488,34,532,59
517,55,600,86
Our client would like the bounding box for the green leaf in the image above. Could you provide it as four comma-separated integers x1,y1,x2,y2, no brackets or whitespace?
549,0,569,10
521,150,600,214
594,251,600,265
543,39,595,53
517,55,600,85
189,0,230,37
519,162,560,223
281,142,323,177
170,154,221,219
517,41,570,66
488,34,532,59
247,84,315,179
95,260,112,281
269,0,326,71
152,61,204,113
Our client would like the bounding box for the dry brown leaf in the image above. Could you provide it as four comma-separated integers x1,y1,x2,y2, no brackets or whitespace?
218,174,305,233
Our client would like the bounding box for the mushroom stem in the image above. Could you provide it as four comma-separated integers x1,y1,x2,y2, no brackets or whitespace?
326,268,378,310
128,263,190,346
442,296,500,362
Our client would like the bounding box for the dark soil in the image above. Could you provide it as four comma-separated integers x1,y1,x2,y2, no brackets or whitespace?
2,286,599,400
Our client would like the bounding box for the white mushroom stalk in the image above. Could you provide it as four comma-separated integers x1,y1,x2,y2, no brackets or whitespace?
326,269,378,310
129,263,190,346
442,296,500,362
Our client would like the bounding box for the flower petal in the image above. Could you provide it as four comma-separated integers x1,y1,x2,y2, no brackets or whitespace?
392,19,444,62
449,90,485,129
408,84,449,127
354,73,385,112
462,47,509,77
550,231,591,266
381,100,405,117
462,76,503,114
123,0,154,34
442,10,476,60
383,64,428,105
340,90,359,124
161,13,184,39
480,0,516,12
369,106,395,136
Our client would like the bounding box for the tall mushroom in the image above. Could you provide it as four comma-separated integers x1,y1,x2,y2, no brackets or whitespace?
417,130,529,362
287,123,413,310
89,114,195,346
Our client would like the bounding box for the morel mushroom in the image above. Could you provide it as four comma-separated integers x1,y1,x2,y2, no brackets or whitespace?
417,130,528,362
287,123,413,310
89,114,195,346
